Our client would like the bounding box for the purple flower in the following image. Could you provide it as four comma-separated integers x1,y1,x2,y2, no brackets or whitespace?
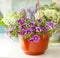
36,26,41,32
24,16,27,20
22,30,27,36
28,39,33,42
29,22,35,27
32,35,40,42
22,29,33,36
20,16,27,21
17,19,24,24
17,31,20,34
31,26,36,32
27,29,33,34
20,23,27,30
46,22,54,29
38,19,41,23
41,26,47,33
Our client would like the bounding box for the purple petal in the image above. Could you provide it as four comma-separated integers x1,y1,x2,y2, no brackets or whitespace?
17,19,21,23
22,30,27,36
20,23,27,30
17,31,20,34
31,26,36,32
29,22,35,27
32,35,40,42
41,26,47,33
28,39,33,42
24,16,27,20
38,19,41,23
46,22,54,29
17,19,24,24
27,29,33,34
10,26,16,32
36,26,41,32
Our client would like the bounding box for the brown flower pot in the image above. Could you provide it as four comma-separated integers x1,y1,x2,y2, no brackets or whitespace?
18,33,50,55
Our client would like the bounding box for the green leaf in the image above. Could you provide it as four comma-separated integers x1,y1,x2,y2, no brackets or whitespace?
40,21,46,26
50,2,56,7
25,19,30,23
11,30,18,37
0,21,6,26
48,29,55,36
44,15,51,22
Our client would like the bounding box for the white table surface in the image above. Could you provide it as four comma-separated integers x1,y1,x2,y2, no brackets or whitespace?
0,33,60,58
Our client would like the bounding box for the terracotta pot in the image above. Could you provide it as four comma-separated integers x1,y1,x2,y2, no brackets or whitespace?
18,33,50,55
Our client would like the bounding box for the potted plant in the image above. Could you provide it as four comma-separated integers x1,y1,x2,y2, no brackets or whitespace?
0,3,58,55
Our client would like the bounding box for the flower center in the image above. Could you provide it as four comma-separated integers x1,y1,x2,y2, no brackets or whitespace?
22,25,26,29
38,28,40,31
23,31,27,35
30,23,33,26
27,31,30,34
34,37,38,40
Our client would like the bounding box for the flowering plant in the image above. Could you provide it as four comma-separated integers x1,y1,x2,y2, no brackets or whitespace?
38,3,60,43
0,3,59,42
41,3,60,25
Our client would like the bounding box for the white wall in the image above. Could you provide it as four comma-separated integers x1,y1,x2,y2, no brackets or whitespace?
11,0,38,11
0,0,11,15
0,0,52,15
11,0,52,11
